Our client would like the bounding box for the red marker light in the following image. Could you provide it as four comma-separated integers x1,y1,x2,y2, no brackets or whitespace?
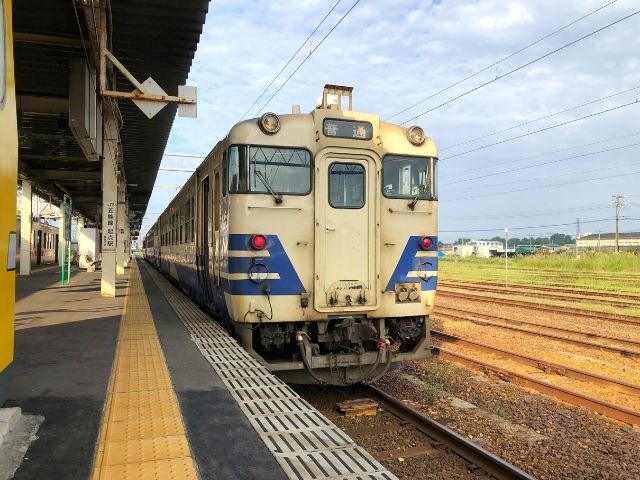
420,236,433,250
251,234,267,250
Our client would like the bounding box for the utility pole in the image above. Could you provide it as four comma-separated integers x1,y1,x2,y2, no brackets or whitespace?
575,217,580,257
613,194,624,253
504,227,509,289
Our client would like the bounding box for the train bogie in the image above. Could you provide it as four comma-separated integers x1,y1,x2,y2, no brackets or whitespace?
145,85,438,384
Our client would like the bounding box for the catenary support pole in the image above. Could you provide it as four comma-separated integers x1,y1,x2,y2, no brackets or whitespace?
19,180,32,275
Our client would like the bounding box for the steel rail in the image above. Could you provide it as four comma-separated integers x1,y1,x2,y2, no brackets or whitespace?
434,311,640,357
439,283,640,309
435,305,640,351
431,346,640,426
441,280,640,302
438,290,640,326
431,329,640,397
363,385,537,480
440,280,640,305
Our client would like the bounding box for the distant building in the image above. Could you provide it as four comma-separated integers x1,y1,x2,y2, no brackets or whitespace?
576,232,640,252
452,240,503,258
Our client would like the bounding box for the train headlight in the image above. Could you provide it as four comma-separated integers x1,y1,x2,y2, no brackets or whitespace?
407,125,425,146
251,234,267,250
259,113,281,135
420,236,433,250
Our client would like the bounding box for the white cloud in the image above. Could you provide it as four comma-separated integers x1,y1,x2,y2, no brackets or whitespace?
142,0,640,241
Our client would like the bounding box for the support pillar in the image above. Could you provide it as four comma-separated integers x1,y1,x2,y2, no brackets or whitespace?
58,200,66,269
116,186,126,275
19,181,32,275
101,115,118,297
124,202,131,268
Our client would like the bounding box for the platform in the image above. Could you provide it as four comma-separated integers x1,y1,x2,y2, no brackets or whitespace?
4,259,395,480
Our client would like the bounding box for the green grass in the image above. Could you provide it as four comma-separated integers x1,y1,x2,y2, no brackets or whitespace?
440,253,640,294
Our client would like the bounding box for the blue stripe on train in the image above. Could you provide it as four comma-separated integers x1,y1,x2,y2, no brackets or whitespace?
385,236,438,292
223,234,305,295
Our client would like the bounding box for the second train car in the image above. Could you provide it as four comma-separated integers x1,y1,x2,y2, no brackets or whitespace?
145,85,438,384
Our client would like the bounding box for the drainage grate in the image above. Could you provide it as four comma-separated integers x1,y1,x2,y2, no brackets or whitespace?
144,264,396,480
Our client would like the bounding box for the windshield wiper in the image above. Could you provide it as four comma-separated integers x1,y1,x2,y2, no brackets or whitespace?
408,184,427,210
255,170,283,204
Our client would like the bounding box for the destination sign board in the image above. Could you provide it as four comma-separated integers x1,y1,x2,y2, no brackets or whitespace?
323,119,372,140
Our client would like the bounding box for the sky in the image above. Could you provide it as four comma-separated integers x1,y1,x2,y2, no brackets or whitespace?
141,0,640,243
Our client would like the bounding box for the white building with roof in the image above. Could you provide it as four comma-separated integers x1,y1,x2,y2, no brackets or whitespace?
452,240,504,258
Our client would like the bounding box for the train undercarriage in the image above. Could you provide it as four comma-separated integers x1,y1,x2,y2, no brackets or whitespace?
234,315,430,385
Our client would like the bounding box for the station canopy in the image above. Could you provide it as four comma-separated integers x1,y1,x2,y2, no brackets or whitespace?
13,0,210,223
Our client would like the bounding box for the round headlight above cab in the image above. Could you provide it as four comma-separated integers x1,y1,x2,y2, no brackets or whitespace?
259,113,281,135
407,125,426,146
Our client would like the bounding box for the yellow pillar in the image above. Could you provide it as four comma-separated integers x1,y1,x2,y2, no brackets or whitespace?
0,0,18,405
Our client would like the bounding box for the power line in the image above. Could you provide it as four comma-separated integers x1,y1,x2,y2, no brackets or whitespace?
239,0,343,121
440,204,611,221
400,8,640,125
442,141,640,187
441,100,639,161
441,131,640,178
440,218,613,233
385,0,619,122
440,86,639,152
446,158,640,194
256,0,361,115
445,170,640,202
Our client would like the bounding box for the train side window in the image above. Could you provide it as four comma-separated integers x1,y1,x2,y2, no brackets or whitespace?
328,163,365,209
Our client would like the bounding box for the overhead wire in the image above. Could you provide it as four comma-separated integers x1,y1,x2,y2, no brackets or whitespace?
385,0,619,122
440,86,639,152
256,0,361,115
445,170,640,202
441,130,640,178
441,218,614,233
441,100,639,161
440,203,612,221
399,8,640,125
442,141,640,187
445,157,640,194
239,0,343,121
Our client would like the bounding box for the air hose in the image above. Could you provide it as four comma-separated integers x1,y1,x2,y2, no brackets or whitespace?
297,333,392,386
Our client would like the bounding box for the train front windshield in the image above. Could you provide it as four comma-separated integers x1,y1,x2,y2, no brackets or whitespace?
382,155,437,200
228,145,311,194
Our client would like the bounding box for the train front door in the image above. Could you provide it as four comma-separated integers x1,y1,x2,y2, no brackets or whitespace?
314,153,377,311
199,176,213,302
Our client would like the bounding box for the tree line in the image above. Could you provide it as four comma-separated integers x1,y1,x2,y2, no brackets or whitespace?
449,233,573,248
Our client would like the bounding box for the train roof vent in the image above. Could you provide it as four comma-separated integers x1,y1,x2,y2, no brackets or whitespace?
320,84,353,111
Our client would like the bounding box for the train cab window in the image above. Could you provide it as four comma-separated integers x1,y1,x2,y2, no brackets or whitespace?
328,163,365,209
382,155,437,200
228,145,311,195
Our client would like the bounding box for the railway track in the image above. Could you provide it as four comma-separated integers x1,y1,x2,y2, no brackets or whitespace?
434,305,640,355
442,280,640,303
450,267,640,282
438,290,640,326
362,385,537,480
431,330,640,426
439,283,640,310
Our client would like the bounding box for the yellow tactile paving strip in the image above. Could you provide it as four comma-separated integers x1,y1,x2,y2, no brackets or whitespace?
92,261,198,480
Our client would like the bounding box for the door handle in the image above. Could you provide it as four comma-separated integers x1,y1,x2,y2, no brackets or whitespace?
325,225,335,232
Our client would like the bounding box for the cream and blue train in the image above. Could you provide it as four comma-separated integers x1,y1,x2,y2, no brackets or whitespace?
144,85,438,384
